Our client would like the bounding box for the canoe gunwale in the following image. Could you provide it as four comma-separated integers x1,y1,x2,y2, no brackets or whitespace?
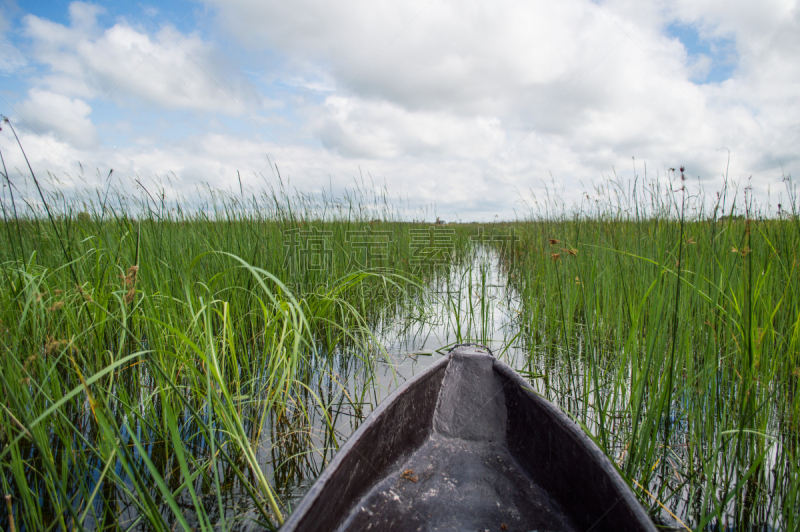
279,354,451,531
492,358,656,531
279,346,657,532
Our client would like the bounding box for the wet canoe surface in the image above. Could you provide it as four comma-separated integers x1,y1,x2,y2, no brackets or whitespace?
280,345,656,532
336,434,577,531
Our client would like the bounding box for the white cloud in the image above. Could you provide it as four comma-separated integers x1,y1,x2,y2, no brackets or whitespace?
315,97,506,160
15,89,99,149
22,2,261,114
198,0,799,216
4,1,797,219
208,0,626,117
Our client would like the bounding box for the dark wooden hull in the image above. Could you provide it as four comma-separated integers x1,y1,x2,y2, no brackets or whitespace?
280,345,656,532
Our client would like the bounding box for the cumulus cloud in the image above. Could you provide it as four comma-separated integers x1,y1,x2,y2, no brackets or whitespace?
202,0,799,215
209,0,627,116
15,89,100,149
22,2,261,114
4,0,797,219
315,97,506,159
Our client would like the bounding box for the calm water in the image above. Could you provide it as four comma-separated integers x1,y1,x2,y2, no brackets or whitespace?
77,247,523,531
84,245,782,531
275,246,528,510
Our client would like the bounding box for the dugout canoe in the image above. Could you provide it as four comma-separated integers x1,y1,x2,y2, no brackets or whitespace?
280,344,656,532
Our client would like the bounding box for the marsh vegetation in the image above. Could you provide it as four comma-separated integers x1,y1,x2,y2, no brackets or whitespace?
1,156,798,531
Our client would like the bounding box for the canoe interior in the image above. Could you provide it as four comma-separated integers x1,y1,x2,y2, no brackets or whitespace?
280,346,655,532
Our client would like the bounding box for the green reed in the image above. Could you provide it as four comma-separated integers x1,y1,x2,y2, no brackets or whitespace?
2,118,798,530
500,173,800,530
0,160,450,530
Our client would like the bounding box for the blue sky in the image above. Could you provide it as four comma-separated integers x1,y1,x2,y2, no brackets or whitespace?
1,0,798,220
666,22,738,83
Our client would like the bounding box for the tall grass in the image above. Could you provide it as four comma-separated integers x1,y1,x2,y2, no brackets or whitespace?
0,129,445,529
0,240,392,530
503,172,800,530
3,118,799,530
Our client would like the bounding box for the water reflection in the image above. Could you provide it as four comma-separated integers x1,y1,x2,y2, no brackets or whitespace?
273,245,525,516
63,244,786,531
265,244,788,531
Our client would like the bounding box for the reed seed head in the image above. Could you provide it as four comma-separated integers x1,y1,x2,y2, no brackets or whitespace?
125,287,136,304
122,265,139,288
